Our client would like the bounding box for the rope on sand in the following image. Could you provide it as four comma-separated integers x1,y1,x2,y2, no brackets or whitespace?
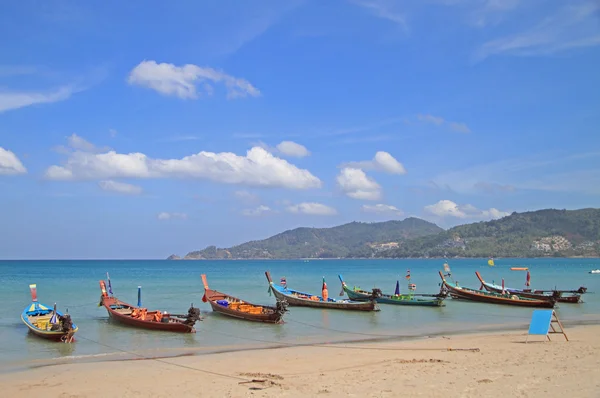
75,334,248,382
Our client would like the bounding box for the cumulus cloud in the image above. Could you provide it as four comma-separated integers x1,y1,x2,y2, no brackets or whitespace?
0,85,79,113
336,168,382,200
242,205,272,217
44,138,321,190
342,151,406,174
286,202,337,216
128,60,261,100
157,212,188,220
0,147,27,175
361,204,404,216
417,114,471,133
424,200,509,220
275,141,310,158
98,180,143,195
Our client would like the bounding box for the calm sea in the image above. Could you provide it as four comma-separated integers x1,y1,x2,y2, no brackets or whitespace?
1,258,599,372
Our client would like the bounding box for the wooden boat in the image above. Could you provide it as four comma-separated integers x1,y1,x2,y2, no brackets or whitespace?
265,272,380,311
338,275,445,307
21,284,78,342
201,274,287,323
98,280,201,333
475,272,582,304
511,267,529,271
438,272,555,308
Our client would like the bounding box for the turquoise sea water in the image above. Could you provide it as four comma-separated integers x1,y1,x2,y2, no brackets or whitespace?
1,258,599,372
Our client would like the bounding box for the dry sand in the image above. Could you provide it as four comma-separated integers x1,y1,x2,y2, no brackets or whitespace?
1,325,599,398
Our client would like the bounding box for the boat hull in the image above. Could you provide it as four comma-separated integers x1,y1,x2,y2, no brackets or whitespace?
475,272,581,304
339,275,444,307
266,272,379,311
100,296,197,333
344,287,444,306
439,272,555,308
202,275,285,323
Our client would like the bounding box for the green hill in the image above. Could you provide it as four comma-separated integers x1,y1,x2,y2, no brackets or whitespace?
170,208,600,260
377,208,600,258
181,218,443,259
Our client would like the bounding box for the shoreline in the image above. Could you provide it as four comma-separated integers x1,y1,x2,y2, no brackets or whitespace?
3,317,599,373
1,324,599,397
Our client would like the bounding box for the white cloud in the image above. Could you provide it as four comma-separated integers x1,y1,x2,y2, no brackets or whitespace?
242,205,272,217
276,141,310,158
342,151,407,175
98,180,143,195
128,60,261,100
417,114,471,133
475,2,600,60
361,204,404,216
44,138,321,190
0,147,27,175
286,202,337,216
0,85,78,113
424,200,509,220
351,0,408,32
336,168,382,201
157,212,188,220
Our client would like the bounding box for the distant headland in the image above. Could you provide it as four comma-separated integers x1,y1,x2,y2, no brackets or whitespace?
167,208,600,260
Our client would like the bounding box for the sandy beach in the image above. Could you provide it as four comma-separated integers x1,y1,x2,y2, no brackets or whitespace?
1,324,599,398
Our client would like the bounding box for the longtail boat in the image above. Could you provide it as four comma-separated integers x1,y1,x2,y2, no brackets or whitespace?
21,284,78,342
438,272,555,308
201,274,287,323
265,272,380,311
475,271,582,304
98,279,201,333
338,275,445,307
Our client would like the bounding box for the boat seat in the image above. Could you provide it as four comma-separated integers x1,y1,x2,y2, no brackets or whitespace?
114,308,133,315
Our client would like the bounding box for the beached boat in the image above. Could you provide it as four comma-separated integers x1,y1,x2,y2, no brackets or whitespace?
338,275,445,307
21,284,78,342
98,280,201,333
475,271,582,304
265,272,380,311
201,274,287,323
438,272,555,308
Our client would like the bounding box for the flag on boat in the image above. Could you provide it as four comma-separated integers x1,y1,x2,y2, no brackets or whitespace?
137,286,142,307
394,280,400,295
29,284,38,302
488,258,495,267
106,272,113,295
405,269,411,280
443,262,451,273
49,303,59,325
526,271,531,287
280,277,287,287
322,277,328,301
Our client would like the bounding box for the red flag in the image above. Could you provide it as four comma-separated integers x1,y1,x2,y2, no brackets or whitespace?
526,271,531,287
405,269,411,280
202,293,208,303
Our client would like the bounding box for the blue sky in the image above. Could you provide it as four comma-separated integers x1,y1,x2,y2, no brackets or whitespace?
1,0,599,259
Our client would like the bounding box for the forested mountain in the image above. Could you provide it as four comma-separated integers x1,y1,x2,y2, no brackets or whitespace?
179,218,443,259
377,208,600,258
168,208,600,260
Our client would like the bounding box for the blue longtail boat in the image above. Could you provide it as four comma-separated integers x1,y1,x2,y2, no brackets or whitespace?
21,284,78,342
338,275,445,307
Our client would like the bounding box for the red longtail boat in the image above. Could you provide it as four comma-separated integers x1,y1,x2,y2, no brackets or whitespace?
98,280,201,333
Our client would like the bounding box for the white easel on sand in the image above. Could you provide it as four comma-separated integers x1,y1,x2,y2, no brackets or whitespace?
526,310,568,343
